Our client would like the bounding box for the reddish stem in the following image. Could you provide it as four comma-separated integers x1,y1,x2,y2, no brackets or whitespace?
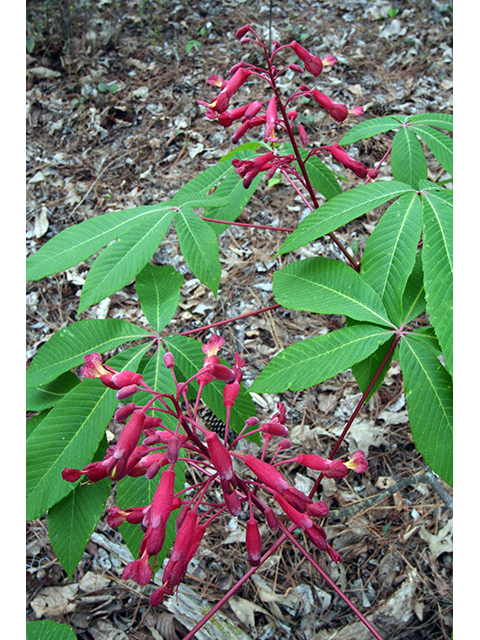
309,333,402,498
279,522,385,640
200,215,294,233
178,304,281,336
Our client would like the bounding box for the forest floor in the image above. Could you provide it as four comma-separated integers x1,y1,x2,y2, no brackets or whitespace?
26,1,453,639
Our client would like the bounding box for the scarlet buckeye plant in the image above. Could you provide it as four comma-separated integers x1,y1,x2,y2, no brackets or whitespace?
26,23,452,640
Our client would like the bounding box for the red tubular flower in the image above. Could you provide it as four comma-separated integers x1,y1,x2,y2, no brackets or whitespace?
200,362,236,383
290,41,323,76
167,436,181,464
296,453,348,479
148,467,176,529
309,89,349,122
232,151,275,188
116,384,139,400
114,403,137,423
111,371,143,388
283,486,311,512
127,452,168,478
262,421,289,437
345,450,368,473
244,101,263,119
274,492,313,530
264,97,278,143
242,454,290,493
222,483,242,516
111,410,146,480
326,143,375,179
264,506,279,532
305,523,328,551
122,548,153,586
224,379,240,409
246,517,262,566
107,506,146,527
306,500,329,518
217,104,250,127
235,24,252,39
81,352,112,378
206,431,234,480
208,68,251,113
62,459,109,483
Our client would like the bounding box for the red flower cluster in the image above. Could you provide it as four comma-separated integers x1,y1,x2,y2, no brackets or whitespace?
62,336,368,607
197,24,371,191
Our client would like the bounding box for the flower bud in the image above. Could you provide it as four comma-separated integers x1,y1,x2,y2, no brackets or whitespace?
235,24,252,39
116,384,139,400
264,506,279,532
164,352,175,369
206,431,234,481
223,380,240,409
246,517,262,566
114,403,137,423
111,371,143,388
167,435,181,464
242,454,290,493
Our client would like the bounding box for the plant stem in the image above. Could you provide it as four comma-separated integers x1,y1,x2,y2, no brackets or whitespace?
309,333,402,498
178,304,281,336
200,215,294,233
278,522,386,640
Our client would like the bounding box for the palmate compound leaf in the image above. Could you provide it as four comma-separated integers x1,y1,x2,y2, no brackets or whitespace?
406,112,453,132
117,463,185,566
278,181,414,254
250,324,394,393
175,208,221,295
273,257,395,328
48,436,111,579
77,208,175,313
26,318,152,388
26,344,151,521
26,203,176,282
135,264,184,332
421,191,453,375
360,192,423,326
399,332,453,486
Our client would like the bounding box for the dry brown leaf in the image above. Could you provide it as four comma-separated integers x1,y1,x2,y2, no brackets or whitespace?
30,584,79,618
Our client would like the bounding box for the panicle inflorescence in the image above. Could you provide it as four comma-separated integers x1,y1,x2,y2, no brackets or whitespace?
62,332,368,606
197,24,378,190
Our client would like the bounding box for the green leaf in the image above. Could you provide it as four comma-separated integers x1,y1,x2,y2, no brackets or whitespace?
391,127,428,188
402,251,426,324
26,319,151,388
173,159,240,208
399,332,453,486
117,464,185,565
175,209,221,295
305,154,342,200
339,116,403,145
163,335,257,439
26,371,79,411
421,192,453,374
351,333,396,402
409,125,453,176
136,264,184,332
26,379,117,521
203,148,263,235
48,438,111,579
26,345,150,521
27,620,77,640
27,409,49,439
78,209,175,313
26,203,175,282
360,192,422,325
279,181,414,254
250,324,394,393
406,112,453,132
273,257,394,327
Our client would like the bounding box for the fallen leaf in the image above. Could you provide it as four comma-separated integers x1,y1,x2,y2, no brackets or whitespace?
30,584,79,618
